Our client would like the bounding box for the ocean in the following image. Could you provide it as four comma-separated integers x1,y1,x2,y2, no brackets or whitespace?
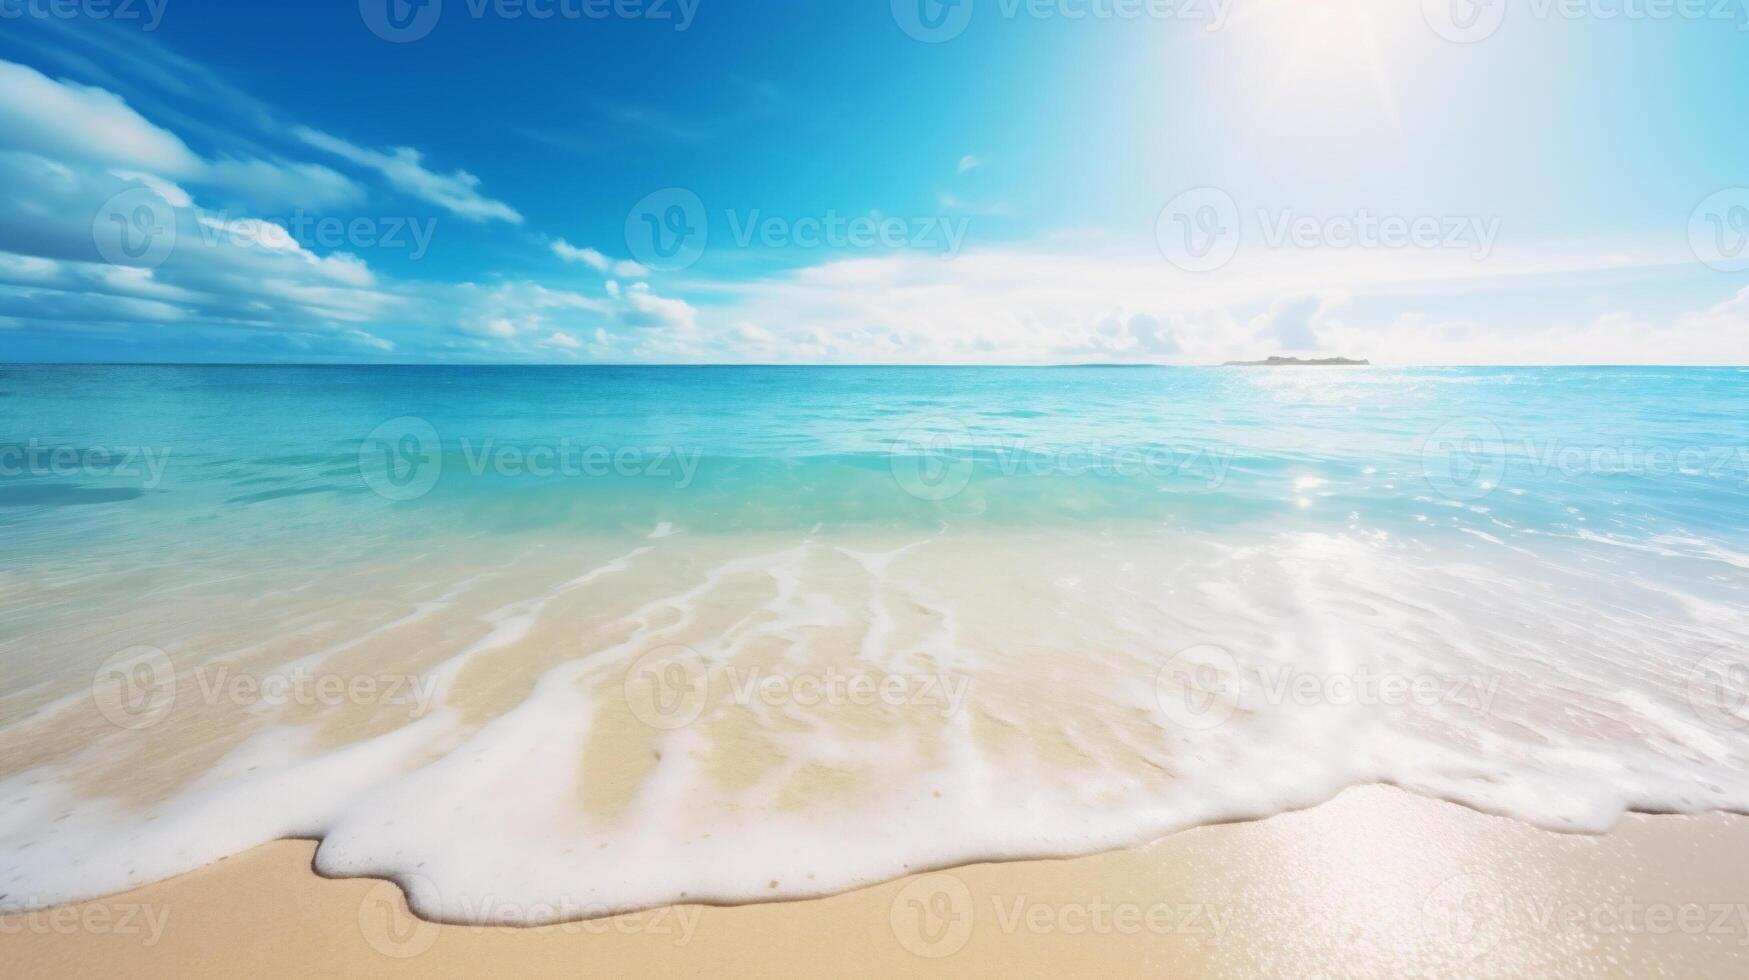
1,364,1746,922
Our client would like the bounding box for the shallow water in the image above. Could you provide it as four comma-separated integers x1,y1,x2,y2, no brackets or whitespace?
0,365,1746,922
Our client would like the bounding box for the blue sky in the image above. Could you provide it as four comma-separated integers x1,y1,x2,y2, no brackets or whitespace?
0,0,1747,363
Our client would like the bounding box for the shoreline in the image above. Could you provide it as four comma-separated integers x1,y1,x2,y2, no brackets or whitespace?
8,785,1749,978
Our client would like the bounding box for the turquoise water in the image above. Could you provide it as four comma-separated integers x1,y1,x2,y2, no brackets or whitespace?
4,364,1749,920
3,364,1745,549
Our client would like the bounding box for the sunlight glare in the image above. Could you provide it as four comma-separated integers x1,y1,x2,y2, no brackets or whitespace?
1230,0,1410,116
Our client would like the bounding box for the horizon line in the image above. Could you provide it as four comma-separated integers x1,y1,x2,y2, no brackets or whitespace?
2,361,1746,370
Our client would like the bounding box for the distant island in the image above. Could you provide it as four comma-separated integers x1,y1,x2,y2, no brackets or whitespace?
1222,356,1371,367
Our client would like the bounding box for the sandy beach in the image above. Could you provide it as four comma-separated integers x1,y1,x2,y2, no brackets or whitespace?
7,785,1749,978
5,0,1749,971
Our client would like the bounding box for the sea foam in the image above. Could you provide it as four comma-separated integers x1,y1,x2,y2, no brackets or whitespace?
1,522,1746,922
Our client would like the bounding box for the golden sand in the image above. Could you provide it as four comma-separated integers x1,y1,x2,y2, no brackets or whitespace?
6,786,1749,978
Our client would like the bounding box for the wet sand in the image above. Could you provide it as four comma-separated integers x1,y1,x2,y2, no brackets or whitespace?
6,785,1749,978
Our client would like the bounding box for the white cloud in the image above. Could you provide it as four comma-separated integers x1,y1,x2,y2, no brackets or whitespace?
957,155,981,175
0,54,530,359
1250,294,1331,351
655,238,1743,365
0,282,184,324
1316,286,1749,366
0,60,366,215
349,330,395,351
551,239,649,278
295,127,522,225
607,280,697,331
445,281,609,349
0,156,395,343
196,214,303,253
0,59,200,175
200,157,363,211
109,170,193,208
